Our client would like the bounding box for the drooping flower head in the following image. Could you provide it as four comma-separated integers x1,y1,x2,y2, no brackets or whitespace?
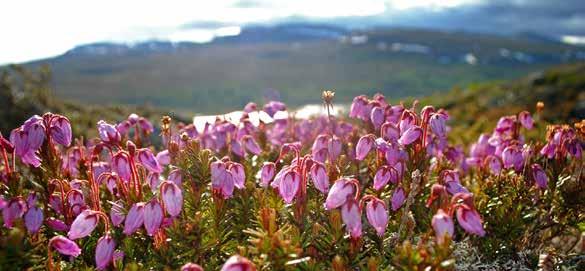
341,198,362,239
364,196,388,236
325,178,358,210
221,255,256,271
161,181,183,217
50,236,81,257
432,209,454,244
95,234,116,270
68,209,99,240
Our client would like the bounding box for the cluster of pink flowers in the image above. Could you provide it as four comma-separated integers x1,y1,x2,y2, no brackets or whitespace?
0,93,582,269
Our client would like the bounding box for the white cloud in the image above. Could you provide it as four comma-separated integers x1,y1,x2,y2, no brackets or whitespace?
0,0,477,64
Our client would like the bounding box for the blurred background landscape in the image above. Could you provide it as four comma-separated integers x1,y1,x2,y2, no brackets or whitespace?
1,0,584,136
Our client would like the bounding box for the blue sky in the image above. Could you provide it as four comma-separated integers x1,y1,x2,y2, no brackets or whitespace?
1,0,584,64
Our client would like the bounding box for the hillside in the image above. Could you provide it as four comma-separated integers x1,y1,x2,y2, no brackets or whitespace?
3,62,583,144
429,63,585,144
25,25,584,114
0,65,185,138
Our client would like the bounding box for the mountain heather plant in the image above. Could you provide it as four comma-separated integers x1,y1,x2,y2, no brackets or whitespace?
0,92,583,270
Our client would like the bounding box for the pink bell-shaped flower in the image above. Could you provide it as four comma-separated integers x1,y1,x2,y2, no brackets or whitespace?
161,181,183,217
429,113,448,137
24,206,43,234
112,152,132,181
373,165,396,190
137,148,162,173
182,263,204,271
97,120,121,143
531,164,548,189
325,178,357,210
502,145,524,172
110,202,125,227
381,122,400,142
211,161,235,198
229,163,246,189
50,235,81,257
455,205,486,237
259,162,275,187
2,198,26,228
279,171,301,204
398,126,422,146
355,135,374,161
124,202,145,235
518,111,533,130
46,217,69,232
144,199,164,236
95,234,116,270
221,255,256,271
49,115,72,147
370,106,385,129
365,197,388,236
242,135,262,155
68,209,99,240
310,162,329,194
341,199,362,239
328,136,342,162
391,187,406,211
432,209,454,244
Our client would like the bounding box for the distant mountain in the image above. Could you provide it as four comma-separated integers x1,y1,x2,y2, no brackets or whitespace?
63,41,199,57
23,24,585,114
215,23,348,43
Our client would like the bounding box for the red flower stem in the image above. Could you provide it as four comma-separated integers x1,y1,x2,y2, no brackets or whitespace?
1,148,11,175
